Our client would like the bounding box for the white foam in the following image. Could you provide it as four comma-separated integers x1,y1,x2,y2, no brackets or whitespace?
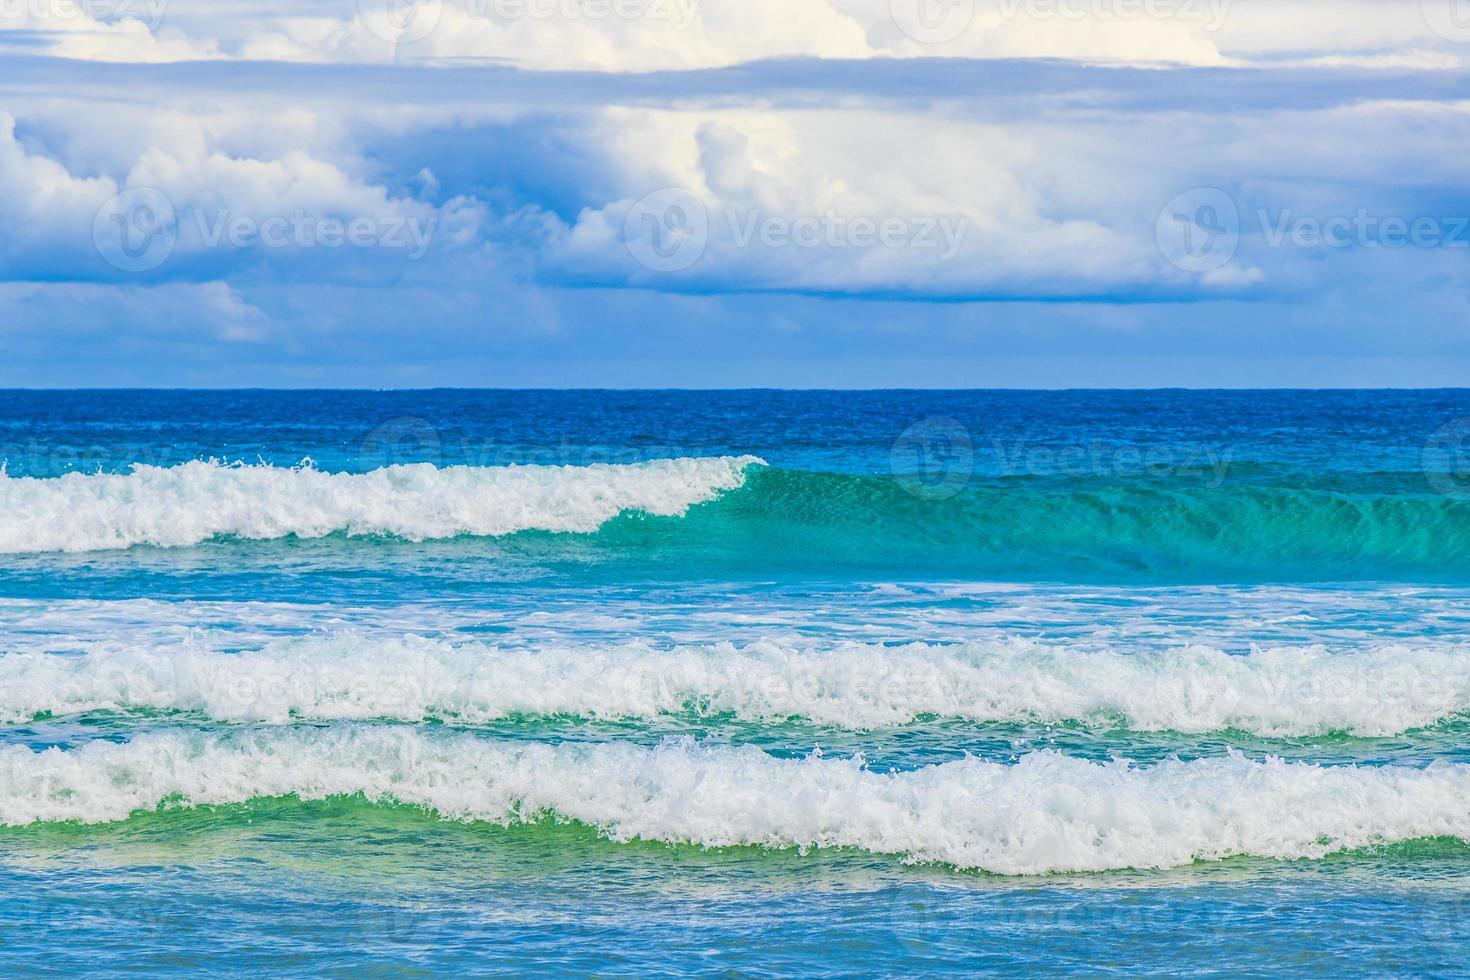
4,727,1468,874
6,583,1464,658
0,457,763,553
4,635,1469,736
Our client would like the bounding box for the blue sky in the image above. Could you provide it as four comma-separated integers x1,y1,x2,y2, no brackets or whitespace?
0,0,1467,386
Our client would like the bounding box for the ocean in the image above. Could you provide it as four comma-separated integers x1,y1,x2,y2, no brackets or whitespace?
2,389,1470,975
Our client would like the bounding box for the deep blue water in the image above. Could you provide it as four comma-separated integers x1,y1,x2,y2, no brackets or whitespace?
2,390,1470,976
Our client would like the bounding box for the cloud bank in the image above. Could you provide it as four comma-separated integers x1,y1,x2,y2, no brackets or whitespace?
0,0,1466,385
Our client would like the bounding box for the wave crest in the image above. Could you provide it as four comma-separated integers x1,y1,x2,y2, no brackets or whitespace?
6,728,1470,874
5,635,1469,736
0,457,764,553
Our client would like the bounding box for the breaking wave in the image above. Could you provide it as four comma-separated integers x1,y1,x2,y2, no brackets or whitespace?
0,457,763,553
5,727,1470,875
5,634,1470,736
7,460,1470,582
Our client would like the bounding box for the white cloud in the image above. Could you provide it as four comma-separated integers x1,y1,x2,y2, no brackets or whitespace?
0,112,119,271
0,39,1463,321
0,101,490,280
3,0,1463,71
0,0,218,61
548,105,1251,297
0,279,275,343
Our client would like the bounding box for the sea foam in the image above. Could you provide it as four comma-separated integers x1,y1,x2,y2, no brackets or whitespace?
4,727,1469,874
4,635,1469,736
0,457,763,553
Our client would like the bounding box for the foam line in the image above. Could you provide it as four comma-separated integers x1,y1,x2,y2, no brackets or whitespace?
4,635,1468,736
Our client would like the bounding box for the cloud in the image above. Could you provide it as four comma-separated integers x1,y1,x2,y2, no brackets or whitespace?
3,0,1465,71
0,0,218,62
0,111,121,276
0,103,488,282
0,3,1466,384
0,279,274,351
2,57,1466,304
546,107,1153,299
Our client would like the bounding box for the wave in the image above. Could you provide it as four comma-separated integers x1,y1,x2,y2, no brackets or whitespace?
0,457,763,554
7,459,1470,581
5,727,1469,874
645,467,1470,580
5,635,1469,736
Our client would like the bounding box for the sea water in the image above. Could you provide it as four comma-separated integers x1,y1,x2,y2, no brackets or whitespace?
2,389,1469,975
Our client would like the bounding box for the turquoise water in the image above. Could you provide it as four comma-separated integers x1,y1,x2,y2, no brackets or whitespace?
3,390,1470,975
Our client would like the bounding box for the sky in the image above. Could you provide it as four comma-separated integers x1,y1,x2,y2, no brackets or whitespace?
0,0,1466,387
